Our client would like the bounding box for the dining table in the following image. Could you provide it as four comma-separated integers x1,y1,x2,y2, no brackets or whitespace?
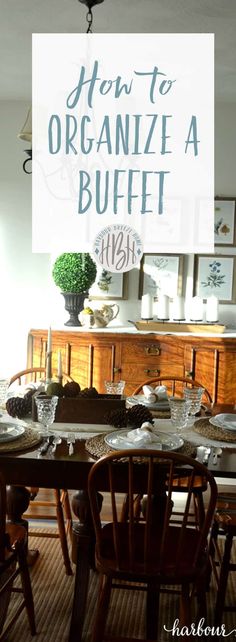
0,403,236,641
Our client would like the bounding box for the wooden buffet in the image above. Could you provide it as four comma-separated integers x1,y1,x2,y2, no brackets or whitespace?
27,328,236,404
26,328,236,404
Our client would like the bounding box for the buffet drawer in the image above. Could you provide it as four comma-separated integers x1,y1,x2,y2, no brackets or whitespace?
121,362,184,383
121,340,183,363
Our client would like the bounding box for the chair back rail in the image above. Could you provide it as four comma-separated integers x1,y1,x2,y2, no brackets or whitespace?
132,376,212,404
9,367,73,386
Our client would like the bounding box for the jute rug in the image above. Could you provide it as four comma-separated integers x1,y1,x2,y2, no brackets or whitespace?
6,529,236,641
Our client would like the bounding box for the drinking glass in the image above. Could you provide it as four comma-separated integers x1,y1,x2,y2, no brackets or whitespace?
183,387,204,416
104,381,125,396
35,395,58,436
169,397,191,433
0,379,9,410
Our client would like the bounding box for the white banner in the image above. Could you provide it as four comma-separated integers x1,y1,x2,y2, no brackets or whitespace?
32,33,214,254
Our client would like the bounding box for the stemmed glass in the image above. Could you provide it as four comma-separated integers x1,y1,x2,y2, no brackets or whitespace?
35,396,58,436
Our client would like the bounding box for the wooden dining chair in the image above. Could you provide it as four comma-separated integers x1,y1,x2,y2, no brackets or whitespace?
0,472,36,639
8,367,73,575
88,449,217,642
131,375,212,527
132,375,212,405
209,492,236,626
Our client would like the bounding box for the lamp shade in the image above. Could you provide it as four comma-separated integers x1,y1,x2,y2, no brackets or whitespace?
18,107,32,142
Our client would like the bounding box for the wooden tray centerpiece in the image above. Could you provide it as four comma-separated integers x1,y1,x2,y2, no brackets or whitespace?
133,321,226,334
32,393,126,424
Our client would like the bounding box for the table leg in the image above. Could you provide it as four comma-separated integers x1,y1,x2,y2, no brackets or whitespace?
69,490,103,642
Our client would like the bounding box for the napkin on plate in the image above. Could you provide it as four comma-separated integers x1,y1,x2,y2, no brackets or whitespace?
142,384,168,404
120,426,162,448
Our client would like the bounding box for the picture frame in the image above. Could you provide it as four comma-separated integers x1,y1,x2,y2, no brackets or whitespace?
139,254,184,299
89,269,128,300
214,197,236,246
193,254,236,303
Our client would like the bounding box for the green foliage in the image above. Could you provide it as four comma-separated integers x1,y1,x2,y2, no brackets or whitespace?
52,253,97,293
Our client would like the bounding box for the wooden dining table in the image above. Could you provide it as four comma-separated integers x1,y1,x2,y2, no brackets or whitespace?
0,403,236,641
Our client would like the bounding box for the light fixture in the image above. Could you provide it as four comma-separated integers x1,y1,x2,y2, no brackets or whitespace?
18,1,104,173
18,107,32,174
79,0,104,33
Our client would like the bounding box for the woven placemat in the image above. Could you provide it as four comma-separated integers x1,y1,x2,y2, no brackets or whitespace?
0,426,42,453
85,433,196,460
194,418,236,443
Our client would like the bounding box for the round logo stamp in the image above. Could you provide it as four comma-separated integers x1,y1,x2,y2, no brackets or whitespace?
92,224,143,273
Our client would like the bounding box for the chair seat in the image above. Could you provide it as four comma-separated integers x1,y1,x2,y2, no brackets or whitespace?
171,475,207,491
97,522,207,581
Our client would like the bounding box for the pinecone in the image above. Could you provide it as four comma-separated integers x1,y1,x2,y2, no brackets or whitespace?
127,404,154,428
6,390,33,419
79,387,90,398
63,381,81,397
80,386,99,398
104,408,128,428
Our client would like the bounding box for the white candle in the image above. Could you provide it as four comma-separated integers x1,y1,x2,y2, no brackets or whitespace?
206,295,219,323
47,326,52,353
57,350,62,377
172,296,185,321
157,294,169,320
141,294,153,319
190,296,203,321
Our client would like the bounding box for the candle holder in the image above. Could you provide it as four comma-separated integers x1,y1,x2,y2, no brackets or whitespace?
46,352,52,384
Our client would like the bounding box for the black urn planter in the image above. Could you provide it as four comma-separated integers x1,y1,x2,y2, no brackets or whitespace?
62,292,88,326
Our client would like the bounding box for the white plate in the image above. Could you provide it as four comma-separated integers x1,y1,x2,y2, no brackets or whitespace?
209,414,236,432
0,422,25,443
104,429,183,451
126,395,170,411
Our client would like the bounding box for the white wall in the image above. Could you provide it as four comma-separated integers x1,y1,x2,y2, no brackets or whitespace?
0,101,236,376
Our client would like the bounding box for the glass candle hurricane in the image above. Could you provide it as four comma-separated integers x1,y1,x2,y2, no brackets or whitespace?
183,387,204,416
104,381,125,395
169,397,191,433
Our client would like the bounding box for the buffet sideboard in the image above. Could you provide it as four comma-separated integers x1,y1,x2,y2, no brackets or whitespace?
27,329,236,403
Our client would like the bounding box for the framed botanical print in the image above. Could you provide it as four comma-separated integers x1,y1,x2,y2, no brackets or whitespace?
89,269,128,300
214,197,236,246
194,254,236,303
139,254,184,299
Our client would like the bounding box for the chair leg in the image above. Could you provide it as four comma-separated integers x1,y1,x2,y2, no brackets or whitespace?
91,574,112,642
62,489,73,534
54,489,73,575
195,573,207,621
146,581,160,640
214,530,234,627
18,545,36,635
179,583,192,642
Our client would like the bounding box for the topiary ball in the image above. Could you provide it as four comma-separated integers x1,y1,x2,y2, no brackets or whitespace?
52,253,97,293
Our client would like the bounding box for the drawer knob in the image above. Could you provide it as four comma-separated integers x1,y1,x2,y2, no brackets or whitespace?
144,345,160,356
144,369,160,376
113,367,121,374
